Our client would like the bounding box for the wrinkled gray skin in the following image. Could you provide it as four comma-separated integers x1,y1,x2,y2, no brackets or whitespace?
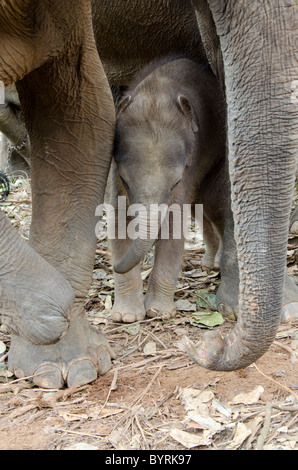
0,84,30,175
0,0,297,387
110,58,226,322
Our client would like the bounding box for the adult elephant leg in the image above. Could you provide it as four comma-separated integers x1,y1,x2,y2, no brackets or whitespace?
0,211,73,344
187,0,298,370
8,26,116,388
216,193,240,320
217,204,298,323
290,205,298,234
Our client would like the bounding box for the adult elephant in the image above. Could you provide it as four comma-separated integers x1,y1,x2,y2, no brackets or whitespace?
0,0,207,388
0,0,297,387
113,1,298,371
189,0,298,370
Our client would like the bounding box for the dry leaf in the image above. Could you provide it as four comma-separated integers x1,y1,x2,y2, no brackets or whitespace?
179,387,214,411
64,443,100,450
59,411,88,422
187,414,221,432
175,299,196,311
143,341,157,356
170,428,211,448
0,341,6,354
211,399,232,419
231,386,264,405
227,422,252,449
141,268,152,280
104,295,112,310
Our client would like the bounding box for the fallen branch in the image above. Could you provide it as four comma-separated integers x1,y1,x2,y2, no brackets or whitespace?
253,363,298,402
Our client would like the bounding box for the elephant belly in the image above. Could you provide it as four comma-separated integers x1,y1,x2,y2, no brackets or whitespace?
91,0,207,85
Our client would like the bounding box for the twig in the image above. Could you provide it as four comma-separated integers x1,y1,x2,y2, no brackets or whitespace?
266,411,297,446
134,413,149,450
104,315,164,334
5,199,31,204
255,402,272,450
253,363,298,402
196,293,216,310
113,351,176,371
100,369,119,412
56,428,104,439
111,365,164,434
273,341,295,355
133,365,163,407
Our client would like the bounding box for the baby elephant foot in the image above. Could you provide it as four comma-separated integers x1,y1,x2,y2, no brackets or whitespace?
111,297,145,323
145,296,176,320
201,251,220,272
8,306,115,389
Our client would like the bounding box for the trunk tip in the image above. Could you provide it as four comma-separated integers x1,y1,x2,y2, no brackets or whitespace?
113,259,136,274
182,326,271,372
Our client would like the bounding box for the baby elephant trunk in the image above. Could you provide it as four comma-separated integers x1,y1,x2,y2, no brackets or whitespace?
113,203,168,273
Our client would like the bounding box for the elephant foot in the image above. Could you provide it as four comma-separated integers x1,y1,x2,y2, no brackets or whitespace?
201,250,221,271
290,206,298,235
111,296,145,323
8,306,115,389
290,221,298,235
216,273,298,323
144,294,176,320
281,275,298,323
216,274,239,321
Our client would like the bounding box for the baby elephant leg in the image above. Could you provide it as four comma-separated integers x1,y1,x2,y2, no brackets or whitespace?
110,235,145,323
145,236,185,319
200,215,223,271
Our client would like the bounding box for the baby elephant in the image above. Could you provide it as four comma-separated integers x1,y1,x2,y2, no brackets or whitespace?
109,57,226,323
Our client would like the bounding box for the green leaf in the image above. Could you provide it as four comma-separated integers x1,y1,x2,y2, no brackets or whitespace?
196,293,217,310
123,323,141,336
191,311,224,328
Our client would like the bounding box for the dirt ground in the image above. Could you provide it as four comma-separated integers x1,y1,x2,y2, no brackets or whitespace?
0,177,297,451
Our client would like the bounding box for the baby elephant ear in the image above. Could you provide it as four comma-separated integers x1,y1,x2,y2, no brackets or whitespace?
117,95,132,115
177,95,199,133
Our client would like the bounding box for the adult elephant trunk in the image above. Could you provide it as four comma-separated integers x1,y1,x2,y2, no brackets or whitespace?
114,201,169,274
187,1,298,371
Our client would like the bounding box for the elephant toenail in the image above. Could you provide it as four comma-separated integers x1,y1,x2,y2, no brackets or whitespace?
111,312,122,322
97,348,112,376
217,302,237,321
33,364,64,389
122,313,136,323
281,302,298,323
67,360,97,388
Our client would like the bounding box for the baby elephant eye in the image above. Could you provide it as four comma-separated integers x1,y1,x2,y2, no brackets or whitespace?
170,180,181,192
